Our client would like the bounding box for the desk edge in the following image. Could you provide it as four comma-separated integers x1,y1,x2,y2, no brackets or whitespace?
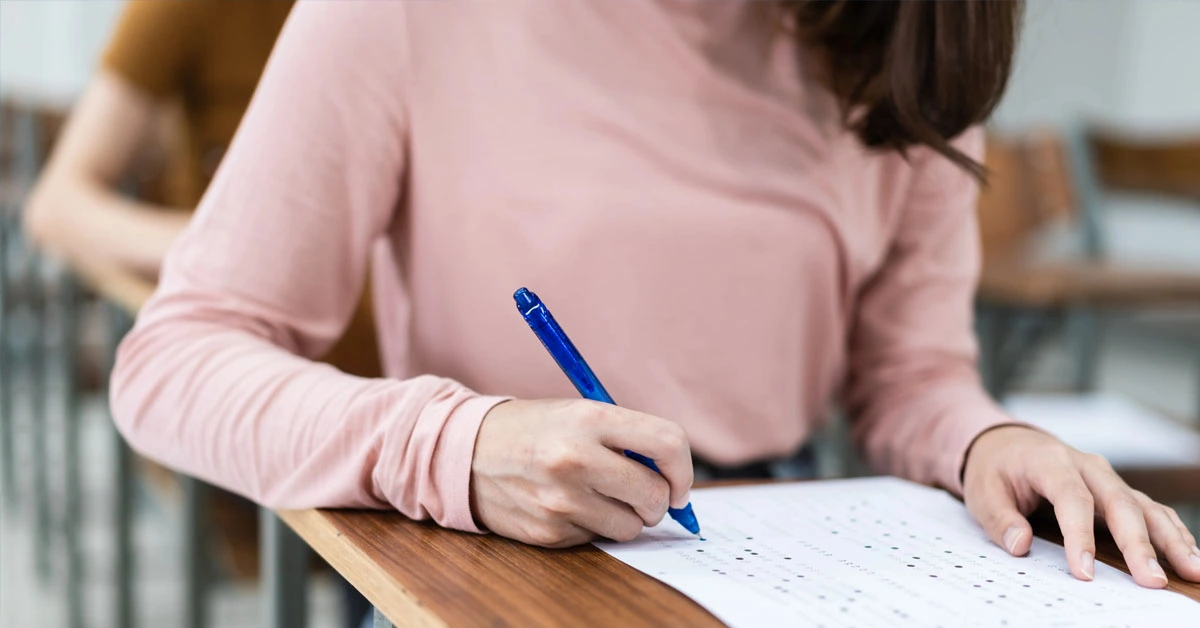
277,509,447,628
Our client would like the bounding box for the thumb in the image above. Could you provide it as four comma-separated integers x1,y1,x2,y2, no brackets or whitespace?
971,485,1033,557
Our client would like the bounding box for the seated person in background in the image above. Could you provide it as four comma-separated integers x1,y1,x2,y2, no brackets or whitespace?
24,0,378,624
111,0,1200,593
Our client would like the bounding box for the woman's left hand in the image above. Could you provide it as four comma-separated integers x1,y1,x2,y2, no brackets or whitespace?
963,425,1200,588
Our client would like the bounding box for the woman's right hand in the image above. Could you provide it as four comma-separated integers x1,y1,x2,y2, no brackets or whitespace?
469,399,694,548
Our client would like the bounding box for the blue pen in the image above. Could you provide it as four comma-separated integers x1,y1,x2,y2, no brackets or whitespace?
513,287,702,538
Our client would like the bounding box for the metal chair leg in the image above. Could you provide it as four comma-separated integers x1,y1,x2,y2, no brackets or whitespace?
28,266,51,582
372,608,393,628
1194,349,1200,426
978,304,1062,399
1068,307,1102,392
977,303,1026,398
58,275,83,628
0,212,13,510
114,430,135,628
0,186,9,604
263,508,309,628
109,306,136,628
976,304,1004,397
182,475,210,628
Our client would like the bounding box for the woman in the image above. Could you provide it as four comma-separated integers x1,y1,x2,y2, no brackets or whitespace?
111,0,1200,590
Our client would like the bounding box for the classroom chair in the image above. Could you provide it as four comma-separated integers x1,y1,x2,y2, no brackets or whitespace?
1083,127,1200,393
976,129,1200,397
1088,127,1200,203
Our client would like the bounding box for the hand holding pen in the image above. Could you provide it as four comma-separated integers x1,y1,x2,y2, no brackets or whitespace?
512,288,701,538
466,288,699,548
471,399,696,547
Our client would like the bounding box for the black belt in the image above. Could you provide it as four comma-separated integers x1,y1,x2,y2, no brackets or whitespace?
693,444,816,481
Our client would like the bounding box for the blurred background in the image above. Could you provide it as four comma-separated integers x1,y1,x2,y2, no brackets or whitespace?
3,1,1200,627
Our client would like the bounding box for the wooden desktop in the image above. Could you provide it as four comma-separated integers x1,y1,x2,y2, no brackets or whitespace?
280,481,1200,627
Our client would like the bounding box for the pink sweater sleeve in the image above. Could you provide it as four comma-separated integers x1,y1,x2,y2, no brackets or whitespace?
109,2,505,532
846,129,1019,496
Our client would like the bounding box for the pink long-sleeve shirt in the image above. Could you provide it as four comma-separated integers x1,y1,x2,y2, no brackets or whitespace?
111,1,1014,533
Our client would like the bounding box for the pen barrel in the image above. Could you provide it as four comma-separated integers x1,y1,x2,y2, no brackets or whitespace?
624,450,659,471
519,301,615,404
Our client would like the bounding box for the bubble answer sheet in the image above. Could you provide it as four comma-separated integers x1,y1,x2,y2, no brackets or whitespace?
595,478,1200,627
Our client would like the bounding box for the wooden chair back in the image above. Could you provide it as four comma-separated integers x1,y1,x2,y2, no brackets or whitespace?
977,131,1078,264
1087,129,1200,203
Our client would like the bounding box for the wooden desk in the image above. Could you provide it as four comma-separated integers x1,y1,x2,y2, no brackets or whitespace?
1120,467,1200,505
280,482,1200,627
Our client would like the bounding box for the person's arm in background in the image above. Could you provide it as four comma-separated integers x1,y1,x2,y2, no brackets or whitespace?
23,0,203,280
846,128,1200,589
23,71,191,279
109,2,692,546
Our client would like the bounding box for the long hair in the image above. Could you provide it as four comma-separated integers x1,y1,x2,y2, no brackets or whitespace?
786,1,1022,179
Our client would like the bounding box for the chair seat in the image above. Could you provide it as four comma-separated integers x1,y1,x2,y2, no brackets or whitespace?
979,261,1200,309
1004,393,1200,503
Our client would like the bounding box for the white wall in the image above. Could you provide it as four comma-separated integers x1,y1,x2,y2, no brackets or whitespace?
992,0,1134,130
994,0,1200,268
4,0,1197,126
0,0,125,105
1120,0,1200,130
995,0,1200,131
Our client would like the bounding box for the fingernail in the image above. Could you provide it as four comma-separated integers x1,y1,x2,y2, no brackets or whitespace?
1191,545,1200,559
1002,526,1023,554
1081,551,1095,580
1190,551,1200,569
674,491,691,509
1148,558,1168,583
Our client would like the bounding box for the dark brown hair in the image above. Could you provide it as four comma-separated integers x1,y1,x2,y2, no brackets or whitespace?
786,0,1022,179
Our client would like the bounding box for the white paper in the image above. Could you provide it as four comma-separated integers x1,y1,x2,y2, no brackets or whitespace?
596,478,1200,627
1004,393,1200,467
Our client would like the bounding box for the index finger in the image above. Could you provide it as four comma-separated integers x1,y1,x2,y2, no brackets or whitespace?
589,404,694,508
589,448,672,526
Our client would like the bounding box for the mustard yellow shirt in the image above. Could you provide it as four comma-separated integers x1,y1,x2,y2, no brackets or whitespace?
102,0,379,377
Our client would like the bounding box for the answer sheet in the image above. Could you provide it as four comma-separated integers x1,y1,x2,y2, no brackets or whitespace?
596,478,1200,627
